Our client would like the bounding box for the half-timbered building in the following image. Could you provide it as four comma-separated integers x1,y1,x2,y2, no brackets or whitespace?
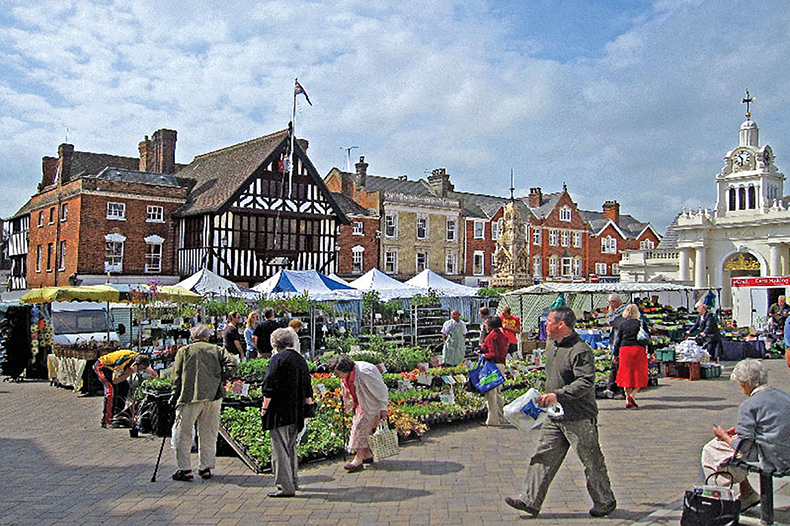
174,129,348,286
5,206,30,290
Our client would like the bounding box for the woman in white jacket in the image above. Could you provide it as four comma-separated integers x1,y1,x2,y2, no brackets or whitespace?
329,355,389,472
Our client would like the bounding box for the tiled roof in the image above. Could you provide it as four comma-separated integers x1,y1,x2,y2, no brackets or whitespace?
362,174,432,195
528,192,563,219
175,130,290,216
10,198,34,219
69,151,139,177
579,210,651,239
94,167,182,187
331,192,378,217
450,191,535,221
657,214,680,249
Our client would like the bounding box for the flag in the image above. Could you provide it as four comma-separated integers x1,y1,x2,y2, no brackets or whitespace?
294,79,312,106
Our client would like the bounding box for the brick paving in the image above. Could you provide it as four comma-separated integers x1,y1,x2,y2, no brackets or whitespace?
2,359,789,526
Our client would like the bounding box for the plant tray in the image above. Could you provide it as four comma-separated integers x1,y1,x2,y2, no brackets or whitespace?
52,344,116,360
217,424,268,474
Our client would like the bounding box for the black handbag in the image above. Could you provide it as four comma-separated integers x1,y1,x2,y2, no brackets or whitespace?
680,471,740,526
303,402,317,419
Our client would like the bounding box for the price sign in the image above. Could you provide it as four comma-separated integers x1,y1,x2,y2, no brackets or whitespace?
315,383,328,396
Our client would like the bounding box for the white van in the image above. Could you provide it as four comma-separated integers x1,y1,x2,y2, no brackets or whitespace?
51,302,120,345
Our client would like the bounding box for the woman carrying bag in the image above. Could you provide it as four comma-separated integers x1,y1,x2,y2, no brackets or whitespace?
613,304,649,409
328,355,389,473
478,316,509,426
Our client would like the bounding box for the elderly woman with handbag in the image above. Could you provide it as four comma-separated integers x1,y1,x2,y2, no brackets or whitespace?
613,303,649,409
702,359,790,511
328,355,389,473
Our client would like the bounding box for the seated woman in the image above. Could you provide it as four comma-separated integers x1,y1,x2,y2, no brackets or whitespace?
701,359,790,510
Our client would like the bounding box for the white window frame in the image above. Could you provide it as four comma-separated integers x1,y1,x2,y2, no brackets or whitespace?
549,229,558,247
416,217,428,240
352,245,365,274
640,239,655,250
36,244,42,272
595,262,608,276
446,219,456,242
533,228,541,245
445,252,457,275
107,202,126,220
559,206,572,222
37,211,43,228
145,243,162,273
612,263,620,275
146,205,164,223
473,220,484,239
352,221,364,235
48,207,55,225
561,257,573,276
384,250,397,274
561,230,570,247
602,236,617,254
416,252,428,273
549,257,558,277
58,240,66,271
473,250,485,276
573,231,582,248
524,223,530,240
104,233,126,272
60,203,68,222
384,214,398,238
533,255,542,277
491,220,499,241
573,257,581,276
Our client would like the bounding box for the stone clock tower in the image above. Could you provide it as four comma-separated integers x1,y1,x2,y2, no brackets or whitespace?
715,90,786,216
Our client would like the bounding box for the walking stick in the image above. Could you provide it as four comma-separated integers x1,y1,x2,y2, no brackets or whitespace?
151,433,167,482
340,392,348,461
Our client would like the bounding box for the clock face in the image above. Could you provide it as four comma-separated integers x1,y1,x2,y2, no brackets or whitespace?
734,150,752,166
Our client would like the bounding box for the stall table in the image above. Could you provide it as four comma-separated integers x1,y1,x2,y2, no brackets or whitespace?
721,340,766,361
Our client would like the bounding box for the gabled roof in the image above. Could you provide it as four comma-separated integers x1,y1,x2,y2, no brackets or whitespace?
93,167,183,188
448,191,535,221
174,130,347,222
10,198,34,220
330,192,378,217
526,191,563,219
69,151,139,177
657,214,680,249
578,209,651,239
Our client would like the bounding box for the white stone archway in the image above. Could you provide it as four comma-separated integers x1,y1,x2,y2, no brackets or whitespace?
715,248,766,309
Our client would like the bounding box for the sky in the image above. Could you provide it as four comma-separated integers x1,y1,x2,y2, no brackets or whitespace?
2,0,790,234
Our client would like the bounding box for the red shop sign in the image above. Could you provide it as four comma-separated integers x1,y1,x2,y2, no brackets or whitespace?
731,276,790,287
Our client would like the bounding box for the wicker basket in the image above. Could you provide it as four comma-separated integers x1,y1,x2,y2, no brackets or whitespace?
368,422,399,460
53,344,116,361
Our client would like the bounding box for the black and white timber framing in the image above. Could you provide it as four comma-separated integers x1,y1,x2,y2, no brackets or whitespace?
175,131,348,284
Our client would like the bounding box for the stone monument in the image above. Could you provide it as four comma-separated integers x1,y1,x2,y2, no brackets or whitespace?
491,200,532,288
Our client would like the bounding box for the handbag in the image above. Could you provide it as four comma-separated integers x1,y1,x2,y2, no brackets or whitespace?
680,471,740,526
367,421,399,460
468,357,505,394
637,325,650,343
303,402,317,419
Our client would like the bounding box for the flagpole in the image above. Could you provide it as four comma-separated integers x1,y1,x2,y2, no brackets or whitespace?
289,78,297,199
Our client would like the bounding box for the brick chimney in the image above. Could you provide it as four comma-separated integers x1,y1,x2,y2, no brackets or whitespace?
603,200,620,225
528,187,543,208
139,129,177,174
427,168,454,197
355,155,368,188
296,138,309,152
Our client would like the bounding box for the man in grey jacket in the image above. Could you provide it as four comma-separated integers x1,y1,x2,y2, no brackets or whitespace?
505,306,616,518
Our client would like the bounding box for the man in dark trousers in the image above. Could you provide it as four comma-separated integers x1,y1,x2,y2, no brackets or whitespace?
505,306,616,518
253,308,279,359
687,300,724,363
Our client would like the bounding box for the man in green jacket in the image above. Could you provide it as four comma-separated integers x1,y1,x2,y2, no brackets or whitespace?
171,325,238,481
505,306,616,518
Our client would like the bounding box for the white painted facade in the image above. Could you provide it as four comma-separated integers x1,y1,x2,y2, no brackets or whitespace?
620,112,790,325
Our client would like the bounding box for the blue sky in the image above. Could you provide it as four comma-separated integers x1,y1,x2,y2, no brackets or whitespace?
2,0,790,233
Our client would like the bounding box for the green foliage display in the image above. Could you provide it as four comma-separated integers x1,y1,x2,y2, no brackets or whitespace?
476,287,507,298
234,358,270,382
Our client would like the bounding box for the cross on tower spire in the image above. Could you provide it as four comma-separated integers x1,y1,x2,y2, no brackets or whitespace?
510,169,515,202
742,89,754,120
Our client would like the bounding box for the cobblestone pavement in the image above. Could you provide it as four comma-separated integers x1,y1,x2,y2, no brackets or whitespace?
2,359,789,526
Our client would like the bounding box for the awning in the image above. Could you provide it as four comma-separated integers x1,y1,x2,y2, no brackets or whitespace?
19,284,203,305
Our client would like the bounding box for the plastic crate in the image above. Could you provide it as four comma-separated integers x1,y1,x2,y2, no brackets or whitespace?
655,348,675,362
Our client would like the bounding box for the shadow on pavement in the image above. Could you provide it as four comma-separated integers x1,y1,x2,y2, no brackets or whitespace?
372,459,464,475
530,509,644,521
650,395,728,402
599,403,737,412
301,486,432,502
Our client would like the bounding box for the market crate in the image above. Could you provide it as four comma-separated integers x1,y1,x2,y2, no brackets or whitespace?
655,348,675,362
665,361,701,381
700,363,723,379
53,343,116,361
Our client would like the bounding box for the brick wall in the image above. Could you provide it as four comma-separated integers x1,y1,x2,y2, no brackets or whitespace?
336,216,379,276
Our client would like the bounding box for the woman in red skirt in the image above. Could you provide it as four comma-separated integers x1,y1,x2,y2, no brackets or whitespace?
613,304,648,408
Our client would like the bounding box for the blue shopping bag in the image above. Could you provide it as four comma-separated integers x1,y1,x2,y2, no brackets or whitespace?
468,357,505,394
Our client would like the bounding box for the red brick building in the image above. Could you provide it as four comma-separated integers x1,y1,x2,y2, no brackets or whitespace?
22,130,189,288
580,200,662,280
330,192,380,278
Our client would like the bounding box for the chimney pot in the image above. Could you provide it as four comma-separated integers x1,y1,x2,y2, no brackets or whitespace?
355,155,369,188
602,200,620,225
528,187,543,208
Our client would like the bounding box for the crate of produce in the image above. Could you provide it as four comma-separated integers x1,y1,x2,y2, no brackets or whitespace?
700,363,722,379
666,361,701,381
655,348,675,362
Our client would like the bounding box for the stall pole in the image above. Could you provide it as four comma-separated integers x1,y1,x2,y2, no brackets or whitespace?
310,305,316,358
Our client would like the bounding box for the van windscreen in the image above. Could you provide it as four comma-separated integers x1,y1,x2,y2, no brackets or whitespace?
52,310,109,334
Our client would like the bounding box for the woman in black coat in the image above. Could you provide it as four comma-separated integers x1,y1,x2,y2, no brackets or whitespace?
614,304,649,409
260,328,313,498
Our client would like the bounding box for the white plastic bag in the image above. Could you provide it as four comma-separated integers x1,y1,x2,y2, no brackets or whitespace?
504,388,564,433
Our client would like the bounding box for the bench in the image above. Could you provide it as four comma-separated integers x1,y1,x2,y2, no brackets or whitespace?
724,456,790,525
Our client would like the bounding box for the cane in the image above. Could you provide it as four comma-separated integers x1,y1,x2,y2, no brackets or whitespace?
340,392,348,461
151,433,167,482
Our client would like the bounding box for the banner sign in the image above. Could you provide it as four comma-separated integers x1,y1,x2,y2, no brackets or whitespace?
732,276,790,287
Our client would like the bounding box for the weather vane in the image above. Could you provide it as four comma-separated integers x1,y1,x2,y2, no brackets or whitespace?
742,89,754,120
